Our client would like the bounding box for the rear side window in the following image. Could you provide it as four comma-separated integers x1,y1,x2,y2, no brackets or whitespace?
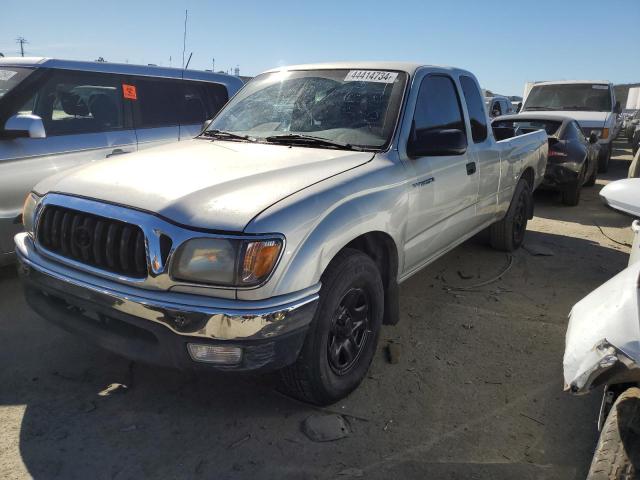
134,78,181,128
459,76,488,142
22,70,125,135
413,75,465,138
179,81,229,124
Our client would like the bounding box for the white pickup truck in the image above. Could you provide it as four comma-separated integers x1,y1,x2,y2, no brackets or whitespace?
16,62,548,405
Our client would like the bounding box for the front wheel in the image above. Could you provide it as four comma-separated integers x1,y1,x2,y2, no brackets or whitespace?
278,248,384,405
490,178,531,252
587,387,640,480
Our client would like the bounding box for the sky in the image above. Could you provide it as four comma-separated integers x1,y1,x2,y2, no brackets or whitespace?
1,0,638,96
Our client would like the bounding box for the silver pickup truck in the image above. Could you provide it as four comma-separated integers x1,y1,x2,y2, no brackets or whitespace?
15,62,548,405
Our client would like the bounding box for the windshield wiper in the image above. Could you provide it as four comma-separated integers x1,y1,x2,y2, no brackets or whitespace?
264,134,364,151
201,129,256,142
523,106,559,111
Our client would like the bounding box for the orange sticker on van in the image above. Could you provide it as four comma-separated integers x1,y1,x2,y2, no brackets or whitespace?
122,84,137,100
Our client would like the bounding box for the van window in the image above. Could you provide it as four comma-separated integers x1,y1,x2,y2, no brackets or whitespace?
459,75,488,142
23,70,125,135
178,81,228,124
134,78,181,128
413,75,466,143
523,83,612,112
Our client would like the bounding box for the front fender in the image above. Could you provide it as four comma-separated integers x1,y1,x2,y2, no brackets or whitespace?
239,156,408,301
563,261,640,394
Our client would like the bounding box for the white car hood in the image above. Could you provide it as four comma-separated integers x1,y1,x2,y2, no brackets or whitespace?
34,139,374,231
521,110,610,128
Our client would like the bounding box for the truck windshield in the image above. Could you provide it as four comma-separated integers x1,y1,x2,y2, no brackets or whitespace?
523,84,612,112
208,69,407,150
0,67,33,99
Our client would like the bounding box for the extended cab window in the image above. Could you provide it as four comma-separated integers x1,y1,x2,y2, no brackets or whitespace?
459,76,487,142
413,75,466,142
21,70,125,135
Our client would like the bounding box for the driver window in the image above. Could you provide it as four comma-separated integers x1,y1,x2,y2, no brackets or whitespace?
412,75,466,141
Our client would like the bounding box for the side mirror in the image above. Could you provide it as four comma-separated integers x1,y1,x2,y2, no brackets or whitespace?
588,132,599,144
407,128,467,158
2,114,46,139
614,101,622,114
201,118,214,133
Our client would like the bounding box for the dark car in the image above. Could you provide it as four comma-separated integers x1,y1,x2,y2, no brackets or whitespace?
493,114,599,206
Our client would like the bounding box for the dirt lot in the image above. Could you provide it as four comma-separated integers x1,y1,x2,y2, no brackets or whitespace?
0,139,635,480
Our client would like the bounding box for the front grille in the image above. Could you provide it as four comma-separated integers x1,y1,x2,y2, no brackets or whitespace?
37,206,147,278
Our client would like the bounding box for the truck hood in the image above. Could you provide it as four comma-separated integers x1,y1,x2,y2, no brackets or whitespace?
34,139,374,231
521,110,610,128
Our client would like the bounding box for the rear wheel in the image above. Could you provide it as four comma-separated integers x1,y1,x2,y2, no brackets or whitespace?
278,248,384,405
598,146,611,173
562,166,584,206
490,178,531,252
587,387,640,480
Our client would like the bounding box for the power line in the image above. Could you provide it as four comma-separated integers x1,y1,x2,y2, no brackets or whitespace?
16,36,28,57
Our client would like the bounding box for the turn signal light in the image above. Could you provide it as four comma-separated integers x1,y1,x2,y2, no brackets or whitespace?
600,128,609,140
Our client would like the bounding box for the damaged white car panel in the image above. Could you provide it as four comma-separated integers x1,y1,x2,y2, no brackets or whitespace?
563,260,640,394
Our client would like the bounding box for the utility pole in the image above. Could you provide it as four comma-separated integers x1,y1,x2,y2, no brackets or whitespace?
212,58,215,72
16,36,28,57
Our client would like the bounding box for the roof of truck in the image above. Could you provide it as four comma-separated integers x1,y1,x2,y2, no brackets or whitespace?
0,57,244,87
531,80,611,86
263,61,471,77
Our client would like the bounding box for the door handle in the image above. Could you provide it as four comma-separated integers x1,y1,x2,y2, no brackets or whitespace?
466,162,476,175
106,148,126,158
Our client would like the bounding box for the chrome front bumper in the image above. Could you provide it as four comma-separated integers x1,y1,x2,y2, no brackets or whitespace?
15,232,319,371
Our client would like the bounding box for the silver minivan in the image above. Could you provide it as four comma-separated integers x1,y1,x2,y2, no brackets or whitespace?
0,58,243,265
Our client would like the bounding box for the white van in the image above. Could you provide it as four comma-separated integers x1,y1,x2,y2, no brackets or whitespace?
521,80,620,172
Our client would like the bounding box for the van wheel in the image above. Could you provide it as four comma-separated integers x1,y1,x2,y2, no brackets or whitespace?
278,248,384,406
587,387,640,480
490,178,531,252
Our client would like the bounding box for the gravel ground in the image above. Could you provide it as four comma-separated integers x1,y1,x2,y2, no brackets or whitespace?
0,139,635,480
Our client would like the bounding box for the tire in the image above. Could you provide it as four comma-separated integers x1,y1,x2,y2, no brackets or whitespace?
598,146,611,173
278,248,384,405
587,387,640,480
585,164,597,187
562,166,585,206
490,178,531,252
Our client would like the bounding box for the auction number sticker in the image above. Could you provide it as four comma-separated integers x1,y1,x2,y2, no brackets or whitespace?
122,83,137,100
0,70,17,81
345,70,398,83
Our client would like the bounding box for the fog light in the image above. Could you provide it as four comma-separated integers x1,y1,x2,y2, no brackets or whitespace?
187,344,243,365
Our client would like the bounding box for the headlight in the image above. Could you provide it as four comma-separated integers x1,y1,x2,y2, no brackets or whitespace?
22,192,39,234
172,237,283,287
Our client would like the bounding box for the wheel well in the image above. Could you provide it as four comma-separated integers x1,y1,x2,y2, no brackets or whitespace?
520,167,535,219
521,167,535,189
343,232,400,325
